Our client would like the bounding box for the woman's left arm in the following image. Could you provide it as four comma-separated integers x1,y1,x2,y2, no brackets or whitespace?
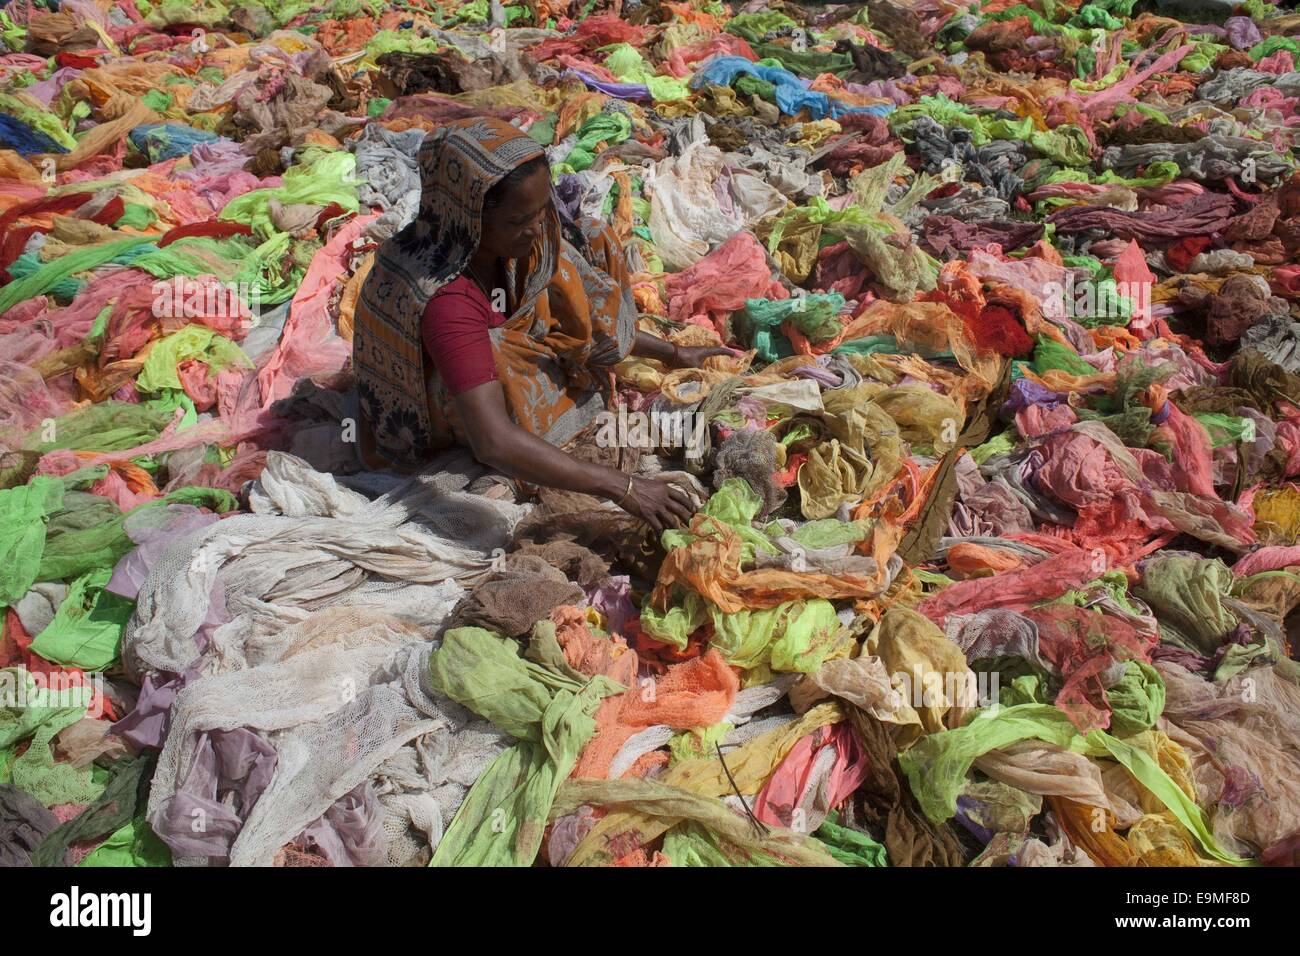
631,331,737,369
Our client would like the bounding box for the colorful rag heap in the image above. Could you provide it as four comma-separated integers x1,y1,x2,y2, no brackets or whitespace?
2,0,1300,870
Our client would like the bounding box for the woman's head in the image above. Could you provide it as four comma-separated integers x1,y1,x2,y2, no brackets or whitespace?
479,154,552,261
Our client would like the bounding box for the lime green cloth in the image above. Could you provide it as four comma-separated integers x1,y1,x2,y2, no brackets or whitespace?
814,813,889,866
1033,335,1097,377
1106,661,1165,737
428,625,622,866
563,112,632,172
78,818,173,867
29,568,134,672
661,477,779,565
603,44,689,101
640,590,840,673
219,150,359,237
0,477,64,610
135,324,254,395
0,239,154,316
26,402,174,455
898,703,1250,865
724,11,797,44
0,667,104,807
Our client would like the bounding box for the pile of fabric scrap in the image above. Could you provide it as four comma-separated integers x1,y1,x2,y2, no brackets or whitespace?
2,0,1300,869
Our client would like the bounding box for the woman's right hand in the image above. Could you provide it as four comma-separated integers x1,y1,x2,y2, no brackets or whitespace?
617,476,695,532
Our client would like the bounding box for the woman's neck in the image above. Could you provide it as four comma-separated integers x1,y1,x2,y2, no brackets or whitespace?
469,249,500,280
467,250,508,309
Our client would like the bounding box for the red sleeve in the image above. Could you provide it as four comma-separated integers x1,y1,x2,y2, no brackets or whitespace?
422,281,500,396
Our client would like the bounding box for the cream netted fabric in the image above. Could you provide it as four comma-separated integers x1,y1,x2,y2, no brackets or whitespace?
123,452,531,679
123,453,525,866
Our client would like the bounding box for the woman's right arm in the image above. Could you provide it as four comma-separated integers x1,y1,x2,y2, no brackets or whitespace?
452,381,694,532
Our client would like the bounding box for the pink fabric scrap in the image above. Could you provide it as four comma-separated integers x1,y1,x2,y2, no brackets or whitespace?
753,722,870,829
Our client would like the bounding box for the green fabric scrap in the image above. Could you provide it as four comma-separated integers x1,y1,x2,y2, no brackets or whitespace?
0,239,154,315
25,401,174,455
1033,335,1096,377
739,294,845,364
31,754,154,866
552,776,842,866
78,816,172,867
668,722,733,763
0,667,101,808
219,150,359,238
1106,661,1165,737
0,477,64,610
814,812,889,866
662,477,780,564
29,568,133,672
135,324,254,395
563,111,632,172
724,11,798,44
428,626,622,866
1132,554,1237,656
897,703,1250,865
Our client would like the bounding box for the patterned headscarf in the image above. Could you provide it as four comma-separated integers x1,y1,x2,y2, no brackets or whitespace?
352,117,560,465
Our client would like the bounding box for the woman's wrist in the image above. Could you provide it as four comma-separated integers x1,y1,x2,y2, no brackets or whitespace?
614,473,636,507
593,467,632,502
632,330,677,365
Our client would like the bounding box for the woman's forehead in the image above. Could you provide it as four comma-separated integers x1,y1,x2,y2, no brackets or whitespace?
502,167,553,207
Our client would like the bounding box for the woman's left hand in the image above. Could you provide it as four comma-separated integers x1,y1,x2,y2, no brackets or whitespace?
669,345,742,369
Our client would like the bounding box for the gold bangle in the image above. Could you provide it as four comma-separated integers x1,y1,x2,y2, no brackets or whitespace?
616,474,635,507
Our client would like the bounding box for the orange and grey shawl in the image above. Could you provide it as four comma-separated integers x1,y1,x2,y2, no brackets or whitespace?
352,116,637,467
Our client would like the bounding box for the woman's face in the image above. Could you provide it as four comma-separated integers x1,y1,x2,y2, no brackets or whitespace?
479,165,552,261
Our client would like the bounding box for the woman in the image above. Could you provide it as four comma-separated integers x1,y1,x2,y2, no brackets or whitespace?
352,117,729,530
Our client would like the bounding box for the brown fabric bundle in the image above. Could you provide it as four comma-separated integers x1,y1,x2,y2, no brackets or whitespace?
847,707,969,867
446,554,585,637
